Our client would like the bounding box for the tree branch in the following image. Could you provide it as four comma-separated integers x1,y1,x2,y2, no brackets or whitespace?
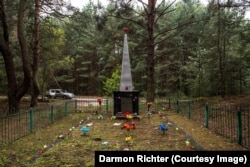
154,19,203,45
155,0,177,25
138,0,149,14
107,13,147,29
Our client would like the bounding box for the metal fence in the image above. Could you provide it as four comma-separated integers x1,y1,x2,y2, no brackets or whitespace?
174,99,250,149
1,97,249,149
0,101,75,145
0,98,111,145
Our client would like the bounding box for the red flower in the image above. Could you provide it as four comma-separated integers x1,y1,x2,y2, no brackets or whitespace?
97,97,102,105
131,121,136,129
189,145,194,150
147,102,152,108
124,112,131,117
124,123,131,131
126,126,130,131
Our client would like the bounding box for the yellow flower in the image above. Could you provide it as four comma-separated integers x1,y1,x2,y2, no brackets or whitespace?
126,114,133,120
185,140,190,146
125,136,132,142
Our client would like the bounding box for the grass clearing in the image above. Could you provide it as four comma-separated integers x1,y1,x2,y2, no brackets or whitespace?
0,109,247,166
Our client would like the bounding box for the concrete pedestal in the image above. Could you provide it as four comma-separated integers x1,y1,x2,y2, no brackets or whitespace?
113,90,140,118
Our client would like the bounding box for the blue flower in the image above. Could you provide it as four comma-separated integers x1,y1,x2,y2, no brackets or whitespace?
81,126,90,133
158,124,168,132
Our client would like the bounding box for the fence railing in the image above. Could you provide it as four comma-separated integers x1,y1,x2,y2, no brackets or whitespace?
0,97,116,145
0,101,74,145
1,97,249,149
174,99,250,149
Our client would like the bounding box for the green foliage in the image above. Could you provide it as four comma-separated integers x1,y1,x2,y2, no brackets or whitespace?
2,0,250,98
0,154,10,166
103,66,121,96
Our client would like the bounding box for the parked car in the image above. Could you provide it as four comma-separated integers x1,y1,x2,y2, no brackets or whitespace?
46,89,74,99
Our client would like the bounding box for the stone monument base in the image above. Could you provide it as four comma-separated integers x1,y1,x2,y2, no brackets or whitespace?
113,90,140,119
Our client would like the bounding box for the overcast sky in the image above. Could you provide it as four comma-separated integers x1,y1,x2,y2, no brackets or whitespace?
70,0,209,8
70,0,108,7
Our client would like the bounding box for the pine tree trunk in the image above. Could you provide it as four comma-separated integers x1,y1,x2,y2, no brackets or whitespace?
0,0,36,113
31,0,41,106
146,0,156,102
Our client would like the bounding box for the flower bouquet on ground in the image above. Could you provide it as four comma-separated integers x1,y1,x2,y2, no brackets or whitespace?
146,102,152,118
125,136,133,146
158,123,168,135
125,112,133,122
80,126,90,135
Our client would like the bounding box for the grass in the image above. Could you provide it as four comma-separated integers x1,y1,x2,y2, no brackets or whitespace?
0,109,248,167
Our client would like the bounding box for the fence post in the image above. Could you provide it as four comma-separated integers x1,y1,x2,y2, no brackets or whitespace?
50,105,54,123
64,102,68,116
188,101,191,119
75,99,77,112
168,98,171,109
29,108,34,133
106,99,109,113
176,100,179,113
205,104,209,128
236,109,242,145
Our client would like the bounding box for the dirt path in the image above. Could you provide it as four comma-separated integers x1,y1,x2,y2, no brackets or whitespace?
166,111,248,150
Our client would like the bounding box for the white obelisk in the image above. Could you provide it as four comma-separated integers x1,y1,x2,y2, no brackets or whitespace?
120,27,133,91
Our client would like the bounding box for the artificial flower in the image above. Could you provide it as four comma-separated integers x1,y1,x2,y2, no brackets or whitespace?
81,126,90,134
147,102,153,108
125,136,132,142
97,97,102,105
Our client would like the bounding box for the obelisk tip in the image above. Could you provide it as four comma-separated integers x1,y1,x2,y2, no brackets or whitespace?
123,27,128,33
